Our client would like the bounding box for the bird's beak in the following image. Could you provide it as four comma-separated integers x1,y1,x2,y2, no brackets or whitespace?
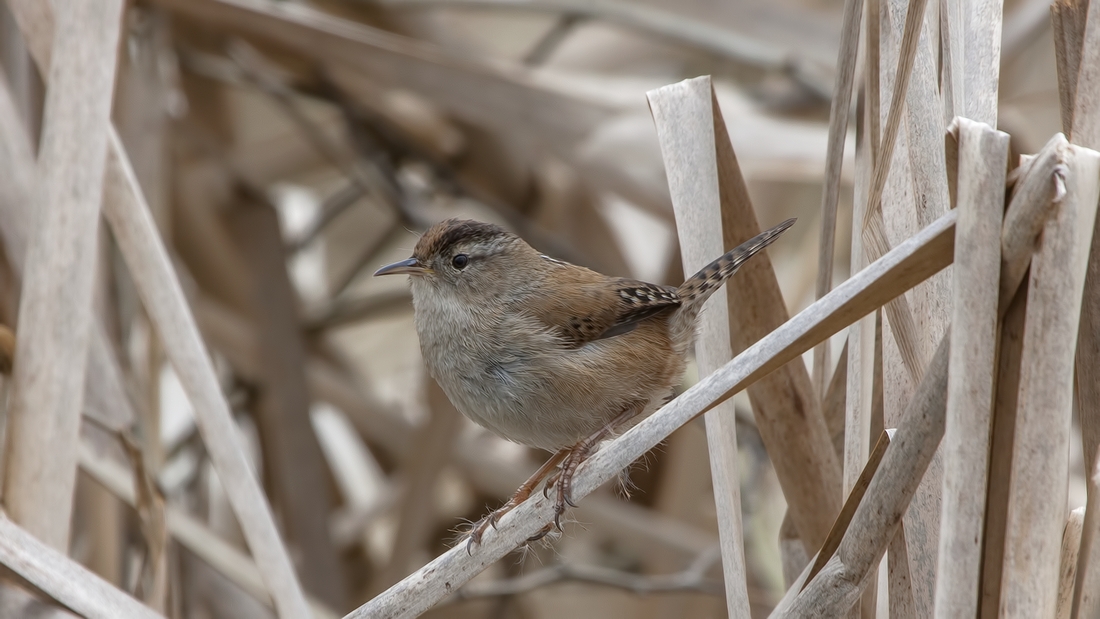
374,257,431,277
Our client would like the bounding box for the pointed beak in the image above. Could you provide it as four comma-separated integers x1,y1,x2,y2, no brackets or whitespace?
374,257,431,277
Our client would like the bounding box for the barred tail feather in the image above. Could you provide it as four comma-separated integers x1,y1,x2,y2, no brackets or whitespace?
677,218,796,306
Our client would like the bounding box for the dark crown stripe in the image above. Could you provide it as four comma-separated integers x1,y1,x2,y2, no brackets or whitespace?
416,219,511,259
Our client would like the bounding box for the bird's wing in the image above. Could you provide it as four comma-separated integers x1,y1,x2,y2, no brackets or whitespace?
527,259,680,348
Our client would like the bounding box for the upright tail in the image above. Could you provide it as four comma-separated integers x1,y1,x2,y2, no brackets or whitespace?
676,218,796,307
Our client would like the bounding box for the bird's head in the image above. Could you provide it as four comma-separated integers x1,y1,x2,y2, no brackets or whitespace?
374,219,539,303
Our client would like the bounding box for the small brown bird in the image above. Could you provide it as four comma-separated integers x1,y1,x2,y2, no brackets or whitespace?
375,217,795,545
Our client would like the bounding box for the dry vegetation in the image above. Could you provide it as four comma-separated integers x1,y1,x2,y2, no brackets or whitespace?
0,0,1095,617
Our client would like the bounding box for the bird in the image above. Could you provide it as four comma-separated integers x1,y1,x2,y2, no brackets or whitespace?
375,217,795,547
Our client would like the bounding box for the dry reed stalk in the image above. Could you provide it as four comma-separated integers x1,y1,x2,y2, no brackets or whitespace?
885,1,951,610
1051,1,1081,134
1000,146,1100,618
779,333,950,617
848,191,884,618
0,69,34,264
1077,82,1100,619
899,2,950,240
226,199,348,607
824,342,849,458
0,65,140,437
933,118,1009,617
806,430,893,585
871,418,891,619
812,0,864,398
1068,10,1100,616
859,0,930,385
1077,459,1100,618
348,209,957,619
4,0,124,550
4,2,314,613
887,522,916,617
780,515,810,594
1000,134,1071,306
843,5,880,616
0,513,163,619
979,279,1028,618
942,0,963,118
0,30,142,614
77,472,125,598
1054,0,1089,135
709,79,842,553
641,424,725,619
844,0,881,543
844,8,876,534
77,444,340,619
101,134,313,619
981,130,1080,619
1068,0,1100,149
771,549,819,616
865,0,881,159
1057,507,1085,619
1075,185,1100,508
108,87,163,524
955,0,1002,125
648,76,751,617
653,77,841,563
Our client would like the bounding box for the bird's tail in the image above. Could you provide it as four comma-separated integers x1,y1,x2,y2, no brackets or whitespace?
676,218,796,307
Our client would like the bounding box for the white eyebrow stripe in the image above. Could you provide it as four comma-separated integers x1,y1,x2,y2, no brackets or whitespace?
540,254,569,267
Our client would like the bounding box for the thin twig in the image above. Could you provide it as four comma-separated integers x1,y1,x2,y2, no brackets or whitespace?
287,181,366,252
523,14,585,66
446,546,724,601
379,0,833,97
226,39,425,228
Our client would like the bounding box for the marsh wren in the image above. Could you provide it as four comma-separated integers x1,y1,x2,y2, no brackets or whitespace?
376,217,795,545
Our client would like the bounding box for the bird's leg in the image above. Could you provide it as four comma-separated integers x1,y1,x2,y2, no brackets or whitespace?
548,401,647,533
466,447,569,551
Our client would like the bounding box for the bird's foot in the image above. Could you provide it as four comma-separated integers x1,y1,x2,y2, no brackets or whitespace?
463,448,571,553
550,450,585,532
464,499,519,553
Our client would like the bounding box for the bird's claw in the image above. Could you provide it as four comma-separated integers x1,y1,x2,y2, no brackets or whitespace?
464,506,506,553
527,522,554,542
553,502,566,532
551,465,577,531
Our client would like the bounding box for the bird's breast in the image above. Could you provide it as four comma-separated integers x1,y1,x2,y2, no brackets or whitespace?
412,292,538,435
410,287,681,451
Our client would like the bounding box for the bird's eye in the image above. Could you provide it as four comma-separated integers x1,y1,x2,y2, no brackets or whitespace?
452,254,469,269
